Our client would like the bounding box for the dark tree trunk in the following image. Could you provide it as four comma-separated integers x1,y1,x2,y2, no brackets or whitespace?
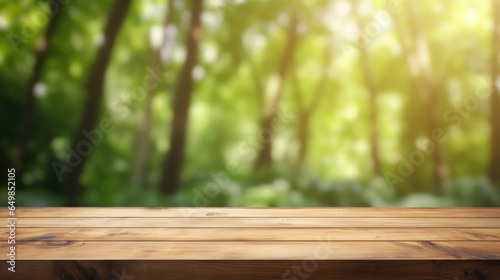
254,15,300,169
490,0,500,184
14,7,63,175
160,0,203,195
64,0,133,206
355,5,382,177
131,0,175,187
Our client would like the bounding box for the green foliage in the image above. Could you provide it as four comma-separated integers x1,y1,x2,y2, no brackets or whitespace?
0,0,499,207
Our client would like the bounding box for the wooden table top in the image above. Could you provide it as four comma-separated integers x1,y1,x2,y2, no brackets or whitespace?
2,207,500,260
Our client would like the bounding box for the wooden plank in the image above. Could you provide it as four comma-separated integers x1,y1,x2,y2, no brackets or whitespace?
3,227,500,241
2,241,500,260
3,208,499,265
14,217,500,227
2,260,500,280
3,207,500,218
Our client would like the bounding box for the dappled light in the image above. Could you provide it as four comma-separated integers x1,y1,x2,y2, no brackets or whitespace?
0,0,499,207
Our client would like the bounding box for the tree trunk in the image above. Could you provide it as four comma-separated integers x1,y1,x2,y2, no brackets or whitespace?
297,112,310,165
293,47,330,166
254,14,300,169
406,0,449,194
131,88,154,186
159,0,203,195
64,0,133,206
490,0,500,184
14,7,63,175
392,9,426,191
131,0,175,187
355,4,382,177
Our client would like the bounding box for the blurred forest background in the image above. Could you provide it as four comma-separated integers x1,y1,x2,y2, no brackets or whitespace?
1,0,500,207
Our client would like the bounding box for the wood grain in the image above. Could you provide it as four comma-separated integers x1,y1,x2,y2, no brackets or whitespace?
2,207,499,264
2,241,500,260
2,260,500,280
2,227,500,241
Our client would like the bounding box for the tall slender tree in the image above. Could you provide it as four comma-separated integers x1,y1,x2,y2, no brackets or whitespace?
254,14,300,168
406,0,449,194
64,0,133,206
490,0,500,184
354,1,382,177
389,0,450,193
292,46,331,165
131,0,176,187
14,5,64,174
392,2,425,190
160,0,203,195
